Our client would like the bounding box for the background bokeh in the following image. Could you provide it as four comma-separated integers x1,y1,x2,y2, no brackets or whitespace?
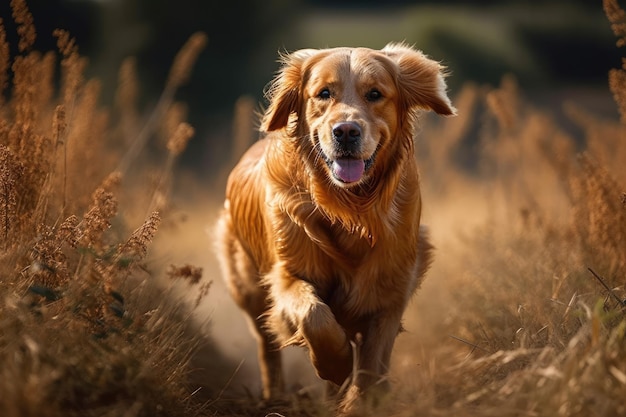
0,0,620,176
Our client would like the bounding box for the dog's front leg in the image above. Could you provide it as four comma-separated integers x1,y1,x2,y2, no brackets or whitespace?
338,309,404,415
267,263,353,386
359,310,404,388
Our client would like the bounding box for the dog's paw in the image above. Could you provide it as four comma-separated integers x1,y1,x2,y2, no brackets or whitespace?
301,303,352,385
310,348,352,386
336,382,391,417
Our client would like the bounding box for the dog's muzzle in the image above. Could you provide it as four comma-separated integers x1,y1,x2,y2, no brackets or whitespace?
319,121,375,184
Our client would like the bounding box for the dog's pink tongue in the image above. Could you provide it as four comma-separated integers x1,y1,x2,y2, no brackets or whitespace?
332,158,365,183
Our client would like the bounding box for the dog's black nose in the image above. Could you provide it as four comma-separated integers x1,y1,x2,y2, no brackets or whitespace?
332,122,361,144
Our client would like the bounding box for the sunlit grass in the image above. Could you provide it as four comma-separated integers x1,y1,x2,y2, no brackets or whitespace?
1,0,625,416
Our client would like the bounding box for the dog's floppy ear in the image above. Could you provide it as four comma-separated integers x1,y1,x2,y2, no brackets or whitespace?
382,42,456,116
261,49,318,132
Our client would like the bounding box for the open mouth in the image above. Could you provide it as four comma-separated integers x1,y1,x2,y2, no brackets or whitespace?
323,153,376,184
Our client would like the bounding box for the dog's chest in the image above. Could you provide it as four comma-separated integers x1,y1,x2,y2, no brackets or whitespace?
274,198,420,314
313,232,418,316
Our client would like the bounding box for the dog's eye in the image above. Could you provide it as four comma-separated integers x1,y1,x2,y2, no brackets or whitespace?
317,88,331,100
366,89,382,102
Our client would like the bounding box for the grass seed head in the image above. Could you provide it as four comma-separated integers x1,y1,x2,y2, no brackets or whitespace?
165,31,208,92
10,0,35,53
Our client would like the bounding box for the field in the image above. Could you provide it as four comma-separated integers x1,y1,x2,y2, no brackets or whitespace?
1,0,626,416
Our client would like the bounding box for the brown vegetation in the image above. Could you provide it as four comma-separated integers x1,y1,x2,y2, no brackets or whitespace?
0,1,210,416
1,0,626,416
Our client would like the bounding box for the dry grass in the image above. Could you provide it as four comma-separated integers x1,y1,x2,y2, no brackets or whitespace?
379,3,626,414
2,1,626,416
202,40,626,417
0,2,212,416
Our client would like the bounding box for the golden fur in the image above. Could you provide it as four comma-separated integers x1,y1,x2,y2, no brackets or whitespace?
215,43,454,410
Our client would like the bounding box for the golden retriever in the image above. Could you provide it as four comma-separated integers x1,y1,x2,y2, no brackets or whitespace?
216,43,454,412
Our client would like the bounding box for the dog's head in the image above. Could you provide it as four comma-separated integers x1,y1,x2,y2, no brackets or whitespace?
261,43,455,188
